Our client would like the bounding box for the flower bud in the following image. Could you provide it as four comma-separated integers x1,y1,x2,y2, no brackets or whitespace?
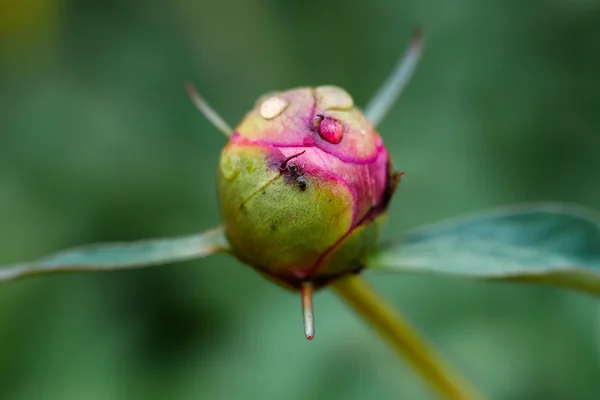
218,86,400,288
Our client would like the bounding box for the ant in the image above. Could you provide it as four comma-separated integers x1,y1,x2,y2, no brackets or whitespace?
279,151,307,191
288,163,307,191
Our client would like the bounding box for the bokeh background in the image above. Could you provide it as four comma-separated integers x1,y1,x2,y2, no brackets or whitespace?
1,0,600,399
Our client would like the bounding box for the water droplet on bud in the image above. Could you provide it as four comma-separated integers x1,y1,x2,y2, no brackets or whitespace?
220,153,242,180
316,86,354,110
260,96,289,119
317,117,344,144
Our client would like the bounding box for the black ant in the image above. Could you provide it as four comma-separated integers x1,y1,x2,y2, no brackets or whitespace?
288,163,307,191
279,151,307,191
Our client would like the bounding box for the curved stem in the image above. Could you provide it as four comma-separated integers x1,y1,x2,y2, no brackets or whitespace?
364,28,424,127
185,82,233,137
332,274,482,400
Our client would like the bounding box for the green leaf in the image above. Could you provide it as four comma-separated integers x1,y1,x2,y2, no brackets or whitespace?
369,203,600,296
0,226,229,283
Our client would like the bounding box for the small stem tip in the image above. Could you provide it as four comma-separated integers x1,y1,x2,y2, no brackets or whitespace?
364,27,425,128
185,82,233,138
301,282,315,340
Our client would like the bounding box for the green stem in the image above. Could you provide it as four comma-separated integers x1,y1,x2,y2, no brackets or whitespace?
332,274,482,400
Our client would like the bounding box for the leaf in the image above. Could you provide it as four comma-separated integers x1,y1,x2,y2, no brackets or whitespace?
368,203,600,296
0,226,229,283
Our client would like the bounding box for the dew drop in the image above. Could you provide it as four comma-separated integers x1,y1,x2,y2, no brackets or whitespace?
317,117,344,144
260,96,289,119
315,86,354,111
220,153,242,180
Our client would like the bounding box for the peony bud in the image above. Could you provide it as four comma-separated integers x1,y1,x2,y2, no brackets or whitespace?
186,29,423,339
217,86,401,289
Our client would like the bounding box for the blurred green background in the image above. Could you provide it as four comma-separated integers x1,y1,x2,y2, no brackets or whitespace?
1,0,600,399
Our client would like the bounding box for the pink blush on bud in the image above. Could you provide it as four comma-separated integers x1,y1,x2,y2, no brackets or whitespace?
317,117,344,144
302,136,315,146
